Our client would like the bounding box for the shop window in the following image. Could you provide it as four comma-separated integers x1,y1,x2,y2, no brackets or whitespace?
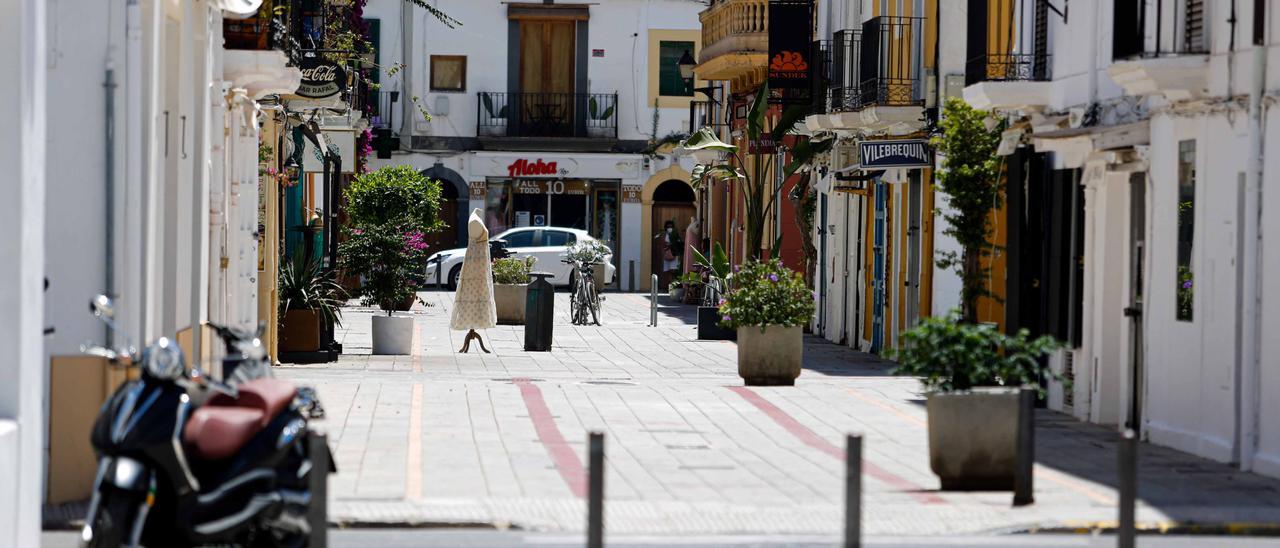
1175,140,1196,322
658,41,694,97
430,55,467,92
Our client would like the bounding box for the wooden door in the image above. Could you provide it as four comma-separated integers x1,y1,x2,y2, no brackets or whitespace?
429,199,459,254
519,20,575,135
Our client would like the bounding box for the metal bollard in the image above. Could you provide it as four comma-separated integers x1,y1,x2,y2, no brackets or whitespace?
628,260,635,293
650,274,659,327
845,434,862,548
1013,388,1035,506
587,432,605,548
1118,429,1137,548
308,432,331,548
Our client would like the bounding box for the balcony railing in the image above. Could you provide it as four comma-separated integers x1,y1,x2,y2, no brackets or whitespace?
223,1,301,64
854,16,925,109
826,29,863,112
689,100,729,134
699,0,768,62
368,91,399,130
966,53,1052,84
477,92,619,140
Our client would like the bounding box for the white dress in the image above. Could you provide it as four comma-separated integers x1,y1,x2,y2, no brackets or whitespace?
450,209,497,330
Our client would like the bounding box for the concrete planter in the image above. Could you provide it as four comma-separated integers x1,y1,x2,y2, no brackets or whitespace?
280,309,321,352
371,314,414,355
494,283,528,325
926,387,1021,490
697,306,735,340
735,325,802,386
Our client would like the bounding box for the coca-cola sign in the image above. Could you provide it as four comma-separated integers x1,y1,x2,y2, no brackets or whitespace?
296,56,346,99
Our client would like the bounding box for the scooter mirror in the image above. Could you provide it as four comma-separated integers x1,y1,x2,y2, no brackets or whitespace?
91,295,116,319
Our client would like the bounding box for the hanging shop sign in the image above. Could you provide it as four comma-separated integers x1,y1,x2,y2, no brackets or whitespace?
767,0,814,103
748,136,776,154
296,56,347,99
858,139,933,169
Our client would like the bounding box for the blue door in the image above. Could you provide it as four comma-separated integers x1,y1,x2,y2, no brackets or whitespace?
871,181,887,354
818,193,828,336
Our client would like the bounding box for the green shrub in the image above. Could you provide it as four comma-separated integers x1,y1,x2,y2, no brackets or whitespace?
887,311,1066,394
718,259,814,330
493,256,535,285
344,164,445,234
279,251,347,326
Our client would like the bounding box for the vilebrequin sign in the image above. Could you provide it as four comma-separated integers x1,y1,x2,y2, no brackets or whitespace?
858,139,933,169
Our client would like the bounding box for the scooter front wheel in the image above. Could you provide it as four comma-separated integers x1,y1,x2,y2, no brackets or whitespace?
82,489,141,548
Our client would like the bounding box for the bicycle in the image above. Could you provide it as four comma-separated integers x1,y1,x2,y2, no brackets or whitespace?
565,259,602,326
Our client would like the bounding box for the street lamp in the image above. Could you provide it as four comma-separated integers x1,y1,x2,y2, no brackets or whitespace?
678,49,697,81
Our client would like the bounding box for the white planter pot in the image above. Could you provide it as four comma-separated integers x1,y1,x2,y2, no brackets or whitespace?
494,283,528,325
735,325,803,386
371,314,414,355
926,387,1021,490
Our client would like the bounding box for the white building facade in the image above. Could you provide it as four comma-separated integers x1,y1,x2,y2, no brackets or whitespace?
960,0,1280,477
366,0,705,290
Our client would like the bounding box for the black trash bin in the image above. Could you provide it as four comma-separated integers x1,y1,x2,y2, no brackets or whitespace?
524,272,555,351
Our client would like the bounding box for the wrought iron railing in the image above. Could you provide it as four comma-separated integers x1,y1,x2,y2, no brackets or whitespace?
854,16,925,109
966,53,1052,84
477,92,619,139
826,29,863,112
689,100,729,134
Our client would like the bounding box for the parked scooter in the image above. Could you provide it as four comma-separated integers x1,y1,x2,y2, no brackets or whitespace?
80,295,333,547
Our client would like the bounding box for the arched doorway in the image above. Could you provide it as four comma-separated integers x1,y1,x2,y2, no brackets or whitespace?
650,179,696,289
421,162,469,253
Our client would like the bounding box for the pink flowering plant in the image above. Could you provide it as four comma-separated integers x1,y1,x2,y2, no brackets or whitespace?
339,165,446,314
717,259,814,330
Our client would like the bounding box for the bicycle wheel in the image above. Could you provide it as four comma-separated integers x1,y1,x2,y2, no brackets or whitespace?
587,278,600,325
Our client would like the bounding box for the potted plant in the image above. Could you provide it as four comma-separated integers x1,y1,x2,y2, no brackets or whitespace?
889,312,1063,490
340,165,444,355
565,240,610,288
493,256,535,324
667,280,685,302
587,96,615,139
718,259,815,385
279,252,346,353
691,243,735,340
668,271,700,304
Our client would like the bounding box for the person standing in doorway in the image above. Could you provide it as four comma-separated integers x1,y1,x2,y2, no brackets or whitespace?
654,220,683,288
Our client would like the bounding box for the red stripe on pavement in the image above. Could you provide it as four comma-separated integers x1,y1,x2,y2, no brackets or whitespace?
728,386,945,504
514,378,587,498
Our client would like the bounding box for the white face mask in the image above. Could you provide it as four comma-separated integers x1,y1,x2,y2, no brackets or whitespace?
666,227,673,233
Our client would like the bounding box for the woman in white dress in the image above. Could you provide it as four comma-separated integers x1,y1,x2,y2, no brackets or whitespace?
451,208,497,352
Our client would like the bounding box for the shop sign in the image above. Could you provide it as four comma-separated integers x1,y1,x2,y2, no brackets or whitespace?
858,139,933,169
622,185,642,203
296,56,346,99
767,0,814,103
748,136,776,154
507,158,570,177
468,182,486,200
514,180,588,195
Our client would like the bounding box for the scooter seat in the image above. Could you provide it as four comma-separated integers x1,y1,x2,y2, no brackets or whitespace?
182,378,298,460
183,407,265,460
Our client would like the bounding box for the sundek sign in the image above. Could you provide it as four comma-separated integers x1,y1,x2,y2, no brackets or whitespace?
859,139,933,169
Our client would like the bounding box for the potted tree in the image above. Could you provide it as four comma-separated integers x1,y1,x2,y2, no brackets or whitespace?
279,252,346,353
692,242,734,340
889,312,1063,490
493,256,534,324
718,259,815,385
340,165,444,355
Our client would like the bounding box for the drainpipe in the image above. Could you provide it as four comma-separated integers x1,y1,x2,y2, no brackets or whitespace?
1238,30,1265,472
104,65,116,346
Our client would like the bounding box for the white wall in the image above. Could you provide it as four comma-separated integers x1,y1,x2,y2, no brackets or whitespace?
370,0,701,142
0,1,46,544
1257,106,1280,478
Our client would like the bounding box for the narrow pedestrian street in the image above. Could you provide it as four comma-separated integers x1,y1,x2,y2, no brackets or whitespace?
276,291,1280,538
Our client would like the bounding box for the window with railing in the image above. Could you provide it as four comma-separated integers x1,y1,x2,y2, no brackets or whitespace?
1114,0,1209,60
827,29,863,112
964,0,1051,85
477,92,619,139
856,16,925,108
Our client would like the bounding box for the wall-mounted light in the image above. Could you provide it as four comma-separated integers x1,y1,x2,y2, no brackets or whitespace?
678,50,697,81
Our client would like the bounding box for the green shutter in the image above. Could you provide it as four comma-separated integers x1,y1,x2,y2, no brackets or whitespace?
658,41,694,97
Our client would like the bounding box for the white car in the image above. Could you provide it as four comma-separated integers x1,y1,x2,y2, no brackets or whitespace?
425,227,616,289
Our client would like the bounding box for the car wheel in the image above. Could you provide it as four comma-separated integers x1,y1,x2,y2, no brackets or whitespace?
447,264,463,291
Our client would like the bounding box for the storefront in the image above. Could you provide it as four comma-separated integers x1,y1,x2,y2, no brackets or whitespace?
467,152,646,290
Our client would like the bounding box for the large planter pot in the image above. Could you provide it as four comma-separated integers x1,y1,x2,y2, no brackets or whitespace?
495,283,528,325
371,314,414,355
735,325,802,386
592,264,609,287
926,387,1021,490
392,294,417,312
280,309,321,352
697,306,736,340
669,286,685,302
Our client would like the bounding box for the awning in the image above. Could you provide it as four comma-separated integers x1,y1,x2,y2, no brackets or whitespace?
212,0,264,19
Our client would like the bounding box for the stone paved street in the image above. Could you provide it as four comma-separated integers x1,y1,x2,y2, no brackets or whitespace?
277,290,1280,536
